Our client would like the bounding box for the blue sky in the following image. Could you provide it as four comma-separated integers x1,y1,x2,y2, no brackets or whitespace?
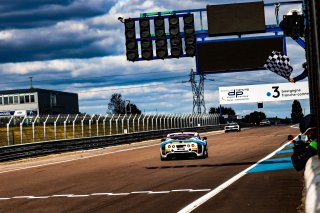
0,0,309,118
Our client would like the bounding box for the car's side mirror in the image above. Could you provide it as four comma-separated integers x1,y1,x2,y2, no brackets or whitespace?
203,137,207,140
287,135,294,141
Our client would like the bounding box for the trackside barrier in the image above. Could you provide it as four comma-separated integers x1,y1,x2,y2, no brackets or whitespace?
0,125,223,162
304,156,320,213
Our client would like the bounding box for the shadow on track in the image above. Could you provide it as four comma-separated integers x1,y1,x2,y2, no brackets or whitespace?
146,159,292,170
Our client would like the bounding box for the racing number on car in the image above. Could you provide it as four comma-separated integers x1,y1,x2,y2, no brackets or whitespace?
272,86,280,98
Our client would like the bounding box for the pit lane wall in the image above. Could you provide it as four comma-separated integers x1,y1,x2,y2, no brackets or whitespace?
304,156,320,213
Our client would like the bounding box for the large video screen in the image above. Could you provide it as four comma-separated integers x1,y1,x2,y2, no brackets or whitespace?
197,37,284,73
207,2,265,36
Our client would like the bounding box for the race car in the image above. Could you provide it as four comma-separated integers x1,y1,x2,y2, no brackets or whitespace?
160,132,208,161
224,122,241,133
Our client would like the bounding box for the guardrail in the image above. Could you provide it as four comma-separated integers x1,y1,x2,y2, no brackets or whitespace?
0,125,222,162
304,156,320,213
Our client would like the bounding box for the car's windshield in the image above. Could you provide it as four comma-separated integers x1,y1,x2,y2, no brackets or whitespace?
169,135,193,140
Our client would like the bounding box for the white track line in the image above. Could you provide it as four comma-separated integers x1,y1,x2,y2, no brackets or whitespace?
178,140,293,213
0,189,214,201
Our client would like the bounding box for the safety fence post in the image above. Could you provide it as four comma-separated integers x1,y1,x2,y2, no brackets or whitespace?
127,114,132,133
96,114,102,136
109,114,114,135
142,114,146,131
32,115,39,142
102,115,108,136
146,114,151,131
81,114,87,138
20,115,27,144
72,114,79,138
54,114,60,140
6,116,14,146
43,115,50,141
137,114,142,132
155,114,159,130
121,114,126,134
132,114,137,132
115,114,121,134
159,115,163,130
89,114,95,138
64,114,70,139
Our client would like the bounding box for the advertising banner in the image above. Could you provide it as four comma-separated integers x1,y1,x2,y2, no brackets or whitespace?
0,110,38,117
219,81,309,104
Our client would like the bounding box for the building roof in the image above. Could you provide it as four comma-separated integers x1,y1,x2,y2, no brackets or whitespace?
0,88,78,96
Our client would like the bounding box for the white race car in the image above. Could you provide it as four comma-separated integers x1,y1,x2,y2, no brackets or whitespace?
160,132,208,161
224,122,241,133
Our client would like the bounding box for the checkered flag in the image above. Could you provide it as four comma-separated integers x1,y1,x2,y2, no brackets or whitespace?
264,51,293,79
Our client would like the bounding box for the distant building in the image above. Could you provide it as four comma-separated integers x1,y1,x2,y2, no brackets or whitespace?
0,88,79,116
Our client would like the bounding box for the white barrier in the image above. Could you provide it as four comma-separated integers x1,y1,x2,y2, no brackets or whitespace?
304,156,320,213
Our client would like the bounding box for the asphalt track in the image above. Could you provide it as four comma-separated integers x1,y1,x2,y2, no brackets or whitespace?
0,125,303,213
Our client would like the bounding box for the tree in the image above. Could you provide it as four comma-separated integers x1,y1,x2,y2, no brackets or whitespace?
209,106,236,115
108,93,125,114
107,93,141,114
245,111,266,125
291,100,304,123
127,103,141,114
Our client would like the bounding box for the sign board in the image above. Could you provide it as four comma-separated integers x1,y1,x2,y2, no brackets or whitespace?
207,2,265,36
197,37,284,73
219,82,309,104
0,110,37,117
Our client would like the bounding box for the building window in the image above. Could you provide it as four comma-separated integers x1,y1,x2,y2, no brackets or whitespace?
0,96,2,105
4,96,8,105
14,95,18,104
25,95,30,103
50,94,57,107
9,96,13,104
20,95,25,104
30,94,35,103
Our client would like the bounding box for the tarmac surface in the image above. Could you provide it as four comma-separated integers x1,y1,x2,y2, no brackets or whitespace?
0,125,303,212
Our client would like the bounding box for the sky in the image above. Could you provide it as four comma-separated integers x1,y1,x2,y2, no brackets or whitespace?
0,0,309,118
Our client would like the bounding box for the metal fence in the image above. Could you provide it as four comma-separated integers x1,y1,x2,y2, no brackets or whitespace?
0,113,219,147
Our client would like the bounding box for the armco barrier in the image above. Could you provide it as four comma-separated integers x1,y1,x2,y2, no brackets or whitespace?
0,125,222,162
304,156,320,213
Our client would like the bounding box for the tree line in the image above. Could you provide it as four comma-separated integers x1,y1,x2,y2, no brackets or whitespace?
107,93,304,124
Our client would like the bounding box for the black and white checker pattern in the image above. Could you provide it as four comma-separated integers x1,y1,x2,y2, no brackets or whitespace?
264,51,293,79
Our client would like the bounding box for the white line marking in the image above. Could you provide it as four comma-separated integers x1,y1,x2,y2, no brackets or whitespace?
67,195,90,198
91,193,111,196
148,191,171,194
52,194,74,197
13,196,33,199
108,193,130,196
189,189,211,192
27,196,50,199
0,198,10,200
131,191,152,194
178,140,292,213
171,189,193,192
0,188,216,201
